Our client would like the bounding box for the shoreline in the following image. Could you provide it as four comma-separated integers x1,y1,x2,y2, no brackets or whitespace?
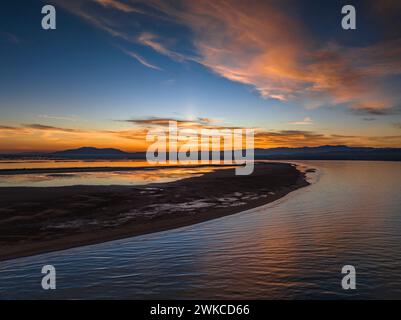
0,163,309,261
0,163,237,175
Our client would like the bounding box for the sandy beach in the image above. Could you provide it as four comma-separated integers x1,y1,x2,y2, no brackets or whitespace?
0,162,309,261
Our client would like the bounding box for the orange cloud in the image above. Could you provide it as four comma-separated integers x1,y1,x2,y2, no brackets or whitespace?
1,119,401,152
56,0,401,113
254,130,401,148
141,0,400,112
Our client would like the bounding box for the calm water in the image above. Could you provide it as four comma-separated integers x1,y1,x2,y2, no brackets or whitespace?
0,166,216,187
0,160,228,187
1,161,401,299
0,159,151,170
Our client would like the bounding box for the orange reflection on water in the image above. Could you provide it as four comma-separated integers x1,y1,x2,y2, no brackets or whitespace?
0,165,219,187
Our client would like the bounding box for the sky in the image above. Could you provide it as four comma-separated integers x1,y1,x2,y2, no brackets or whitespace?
0,0,401,152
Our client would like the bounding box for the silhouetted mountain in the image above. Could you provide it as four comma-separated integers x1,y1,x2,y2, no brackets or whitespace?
1,145,401,161
51,147,147,159
254,145,401,160
53,147,127,156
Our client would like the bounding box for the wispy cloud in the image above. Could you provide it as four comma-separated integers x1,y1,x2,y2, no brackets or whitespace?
38,114,79,121
0,125,17,130
23,124,84,133
0,124,83,133
120,116,244,131
122,116,213,126
156,1,400,112
120,48,162,70
351,105,400,116
0,31,19,44
137,32,188,62
1,120,401,150
93,0,143,13
54,0,401,114
254,130,401,148
288,117,313,125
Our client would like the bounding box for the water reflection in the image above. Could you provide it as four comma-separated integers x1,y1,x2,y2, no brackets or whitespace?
1,161,401,299
0,159,149,170
0,166,216,187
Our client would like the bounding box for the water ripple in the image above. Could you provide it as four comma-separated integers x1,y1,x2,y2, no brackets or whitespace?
1,161,401,299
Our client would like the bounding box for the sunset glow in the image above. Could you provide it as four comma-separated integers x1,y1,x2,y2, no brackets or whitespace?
1,0,401,152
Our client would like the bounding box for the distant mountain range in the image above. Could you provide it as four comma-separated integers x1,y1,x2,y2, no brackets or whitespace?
2,145,401,161
54,147,128,157
253,145,401,160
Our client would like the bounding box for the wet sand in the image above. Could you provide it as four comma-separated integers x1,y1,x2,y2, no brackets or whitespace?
0,163,309,261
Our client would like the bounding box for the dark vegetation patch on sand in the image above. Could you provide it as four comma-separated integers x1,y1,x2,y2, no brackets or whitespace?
0,163,308,261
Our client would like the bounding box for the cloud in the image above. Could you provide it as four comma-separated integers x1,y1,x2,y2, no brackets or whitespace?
288,117,313,125
351,105,400,116
53,0,139,42
38,114,79,121
254,130,333,148
1,120,401,151
0,124,83,134
105,128,149,141
122,117,213,126
117,118,351,147
137,32,188,61
54,0,401,114
23,124,84,133
0,124,89,151
0,125,17,130
120,117,245,131
139,0,308,100
0,31,19,44
132,1,401,112
254,130,401,148
93,0,143,13
120,48,162,70
115,117,401,147
365,135,401,144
